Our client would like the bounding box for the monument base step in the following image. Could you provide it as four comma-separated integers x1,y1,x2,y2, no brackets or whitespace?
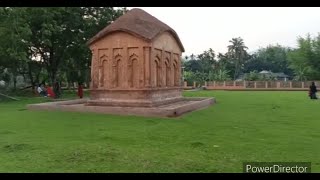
86,97,184,107
27,97,215,118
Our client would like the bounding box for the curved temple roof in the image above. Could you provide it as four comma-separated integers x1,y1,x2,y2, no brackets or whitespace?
87,8,185,52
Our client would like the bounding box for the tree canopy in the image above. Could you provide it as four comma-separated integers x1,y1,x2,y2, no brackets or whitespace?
0,7,127,90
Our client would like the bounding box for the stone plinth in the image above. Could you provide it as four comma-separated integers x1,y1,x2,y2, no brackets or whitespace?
27,97,215,118
87,87,182,107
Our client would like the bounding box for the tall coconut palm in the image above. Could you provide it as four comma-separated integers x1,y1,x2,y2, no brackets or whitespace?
190,54,195,61
227,37,249,80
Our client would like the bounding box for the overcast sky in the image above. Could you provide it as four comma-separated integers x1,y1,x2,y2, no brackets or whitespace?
129,7,320,56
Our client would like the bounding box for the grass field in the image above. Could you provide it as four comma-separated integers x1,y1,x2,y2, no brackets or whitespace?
0,90,319,172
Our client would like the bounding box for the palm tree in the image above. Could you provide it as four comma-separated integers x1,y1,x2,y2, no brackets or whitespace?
190,54,195,61
207,48,216,69
209,68,230,81
294,66,309,81
227,37,248,80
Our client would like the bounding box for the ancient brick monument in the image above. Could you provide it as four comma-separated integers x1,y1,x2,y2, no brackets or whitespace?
27,8,214,117
86,8,184,107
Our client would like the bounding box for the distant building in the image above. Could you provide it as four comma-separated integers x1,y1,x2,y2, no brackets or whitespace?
259,70,290,81
236,70,290,81
272,72,290,81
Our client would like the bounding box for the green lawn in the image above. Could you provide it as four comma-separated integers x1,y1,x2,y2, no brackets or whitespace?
0,90,319,172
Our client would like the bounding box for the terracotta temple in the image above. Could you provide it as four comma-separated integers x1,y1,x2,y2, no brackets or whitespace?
86,8,185,107
27,8,214,118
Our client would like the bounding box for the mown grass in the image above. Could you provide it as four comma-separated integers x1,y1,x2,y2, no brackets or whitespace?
0,90,319,172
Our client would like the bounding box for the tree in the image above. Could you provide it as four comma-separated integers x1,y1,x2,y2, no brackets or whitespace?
287,33,320,80
208,68,231,81
227,37,249,80
197,48,216,73
0,7,127,93
183,71,195,85
310,33,320,79
0,7,32,90
244,70,260,81
244,45,293,76
217,52,235,77
183,59,202,72
24,7,126,86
